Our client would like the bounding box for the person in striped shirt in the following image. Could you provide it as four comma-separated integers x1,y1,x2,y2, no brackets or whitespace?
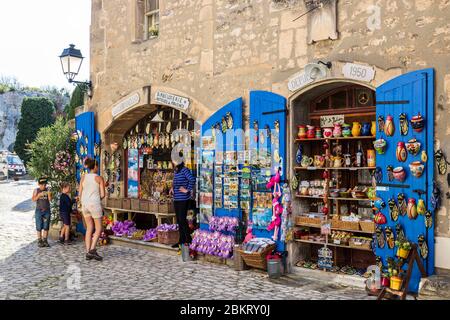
170,161,196,249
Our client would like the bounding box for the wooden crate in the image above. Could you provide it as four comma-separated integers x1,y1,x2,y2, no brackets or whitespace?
349,238,372,250
131,199,140,211
140,200,149,212
359,221,375,233
157,230,179,245
122,198,131,210
114,198,122,209
106,198,115,208
149,202,158,213
236,244,276,271
159,202,175,214
332,220,360,231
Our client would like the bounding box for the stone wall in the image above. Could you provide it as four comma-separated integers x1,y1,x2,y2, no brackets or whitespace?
89,0,450,239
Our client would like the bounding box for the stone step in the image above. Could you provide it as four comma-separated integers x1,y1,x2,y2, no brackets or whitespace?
419,275,450,300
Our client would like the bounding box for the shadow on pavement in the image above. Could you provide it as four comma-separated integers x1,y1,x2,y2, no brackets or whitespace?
11,199,35,212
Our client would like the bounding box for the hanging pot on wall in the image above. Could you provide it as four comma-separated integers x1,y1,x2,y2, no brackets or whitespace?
407,198,418,220
384,115,395,137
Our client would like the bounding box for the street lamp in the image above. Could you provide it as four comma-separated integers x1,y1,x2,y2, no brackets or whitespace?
59,44,92,97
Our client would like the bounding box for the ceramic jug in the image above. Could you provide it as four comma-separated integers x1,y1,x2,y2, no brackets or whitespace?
306,125,315,139
417,199,426,215
333,123,342,137
314,155,325,168
371,121,377,136
342,124,352,137
361,122,371,136
297,125,307,139
352,122,362,137
301,156,314,167
331,156,344,168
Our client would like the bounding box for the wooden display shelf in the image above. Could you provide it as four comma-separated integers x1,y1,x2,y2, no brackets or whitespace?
295,136,375,143
295,194,373,202
294,166,376,171
295,223,374,234
294,239,372,252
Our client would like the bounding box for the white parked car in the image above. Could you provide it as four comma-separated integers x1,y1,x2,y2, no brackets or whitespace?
0,153,27,178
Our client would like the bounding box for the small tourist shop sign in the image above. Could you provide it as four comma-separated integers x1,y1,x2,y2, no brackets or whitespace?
342,63,375,82
288,71,315,92
155,91,190,110
112,93,141,118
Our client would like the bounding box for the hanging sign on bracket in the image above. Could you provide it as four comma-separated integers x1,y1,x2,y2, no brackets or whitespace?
342,63,375,82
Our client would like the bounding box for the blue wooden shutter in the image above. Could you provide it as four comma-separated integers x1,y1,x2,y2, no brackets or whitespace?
375,69,434,293
249,91,287,251
75,111,100,182
200,98,244,230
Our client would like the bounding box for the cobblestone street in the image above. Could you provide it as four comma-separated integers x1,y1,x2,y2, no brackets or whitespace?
0,179,371,300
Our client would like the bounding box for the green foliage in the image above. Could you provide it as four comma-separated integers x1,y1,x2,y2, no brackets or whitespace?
27,117,76,223
65,86,84,120
14,97,55,164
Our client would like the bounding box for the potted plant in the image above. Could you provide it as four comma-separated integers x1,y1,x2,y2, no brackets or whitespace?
395,240,412,259
148,25,159,38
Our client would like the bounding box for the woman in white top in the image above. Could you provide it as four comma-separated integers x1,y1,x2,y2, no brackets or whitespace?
79,158,105,261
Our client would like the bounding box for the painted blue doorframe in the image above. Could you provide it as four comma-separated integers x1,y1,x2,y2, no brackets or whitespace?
250,91,287,252
200,98,244,230
375,69,434,293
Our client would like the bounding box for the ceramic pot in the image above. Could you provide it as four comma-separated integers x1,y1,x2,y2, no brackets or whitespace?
342,124,352,137
352,122,362,137
371,121,377,136
384,115,395,136
393,167,406,182
367,150,376,167
381,277,390,287
297,125,307,139
296,145,303,164
374,212,387,224
361,122,371,136
323,127,333,138
333,123,342,138
306,125,315,139
405,138,421,156
409,161,425,178
373,139,387,155
390,276,403,291
417,198,426,215
410,113,425,133
396,142,407,162
331,156,344,168
407,198,418,220
315,128,323,139
397,248,410,259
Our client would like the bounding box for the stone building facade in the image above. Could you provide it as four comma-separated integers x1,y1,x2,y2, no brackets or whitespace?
87,0,450,270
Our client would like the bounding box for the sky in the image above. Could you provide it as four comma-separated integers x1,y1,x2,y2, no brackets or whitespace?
0,0,91,90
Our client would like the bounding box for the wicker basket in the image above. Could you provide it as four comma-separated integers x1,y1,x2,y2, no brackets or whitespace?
140,200,149,212
131,199,140,211
106,198,115,208
349,238,372,250
332,220,360,231
157,230,179,245
122,198,131,210
359,221,375,233
159,202,175,214
236,244,276,270
113,198,122,209
295,215,322,227
149,202,158,213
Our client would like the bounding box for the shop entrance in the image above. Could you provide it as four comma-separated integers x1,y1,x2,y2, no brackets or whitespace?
290,82,377,277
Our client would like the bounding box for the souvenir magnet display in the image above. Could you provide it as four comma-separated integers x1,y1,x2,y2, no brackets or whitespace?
418,234,428,259
399,113,409,136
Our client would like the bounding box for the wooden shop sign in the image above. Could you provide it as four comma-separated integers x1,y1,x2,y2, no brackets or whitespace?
112,93,141,118
155,91,190,110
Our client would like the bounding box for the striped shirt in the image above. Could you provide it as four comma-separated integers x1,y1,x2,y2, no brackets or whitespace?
173,167,196,201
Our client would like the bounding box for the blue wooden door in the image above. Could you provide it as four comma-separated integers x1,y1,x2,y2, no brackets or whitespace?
375,69,434,293
75,112,101,182
199,98,244,230
249,91,287,251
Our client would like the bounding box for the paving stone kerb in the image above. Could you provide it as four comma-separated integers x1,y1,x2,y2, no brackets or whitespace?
0,179,372,300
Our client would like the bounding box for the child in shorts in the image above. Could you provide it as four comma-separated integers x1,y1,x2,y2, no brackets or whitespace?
59,182,75,245
32,177,52,248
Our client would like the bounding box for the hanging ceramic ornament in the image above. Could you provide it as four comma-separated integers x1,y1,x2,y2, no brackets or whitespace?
376,226,385,249
221,117,227,133
145,123,151,135
374,167,383,184
377,115,385,133
385,226,395,249
388,198,399,222
410,113,425,133
399,113,409,136
374,212,387,225
395,224,406,243
226,112,233,129
165,134,170,149
407,198,418,220
274,120,280,133
291,175,299,191
135,123,139,133
431,181,442,211
253,121,259,143
418,234,428,259
387,165,394,182
425,210,433,229
123,137,128,149
384,115,395,136
417,198,426,215
376,256,383,270
296,145,303,164
85,136,89,145
397,193,407,216
421,150,428,163
396,142,407,162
